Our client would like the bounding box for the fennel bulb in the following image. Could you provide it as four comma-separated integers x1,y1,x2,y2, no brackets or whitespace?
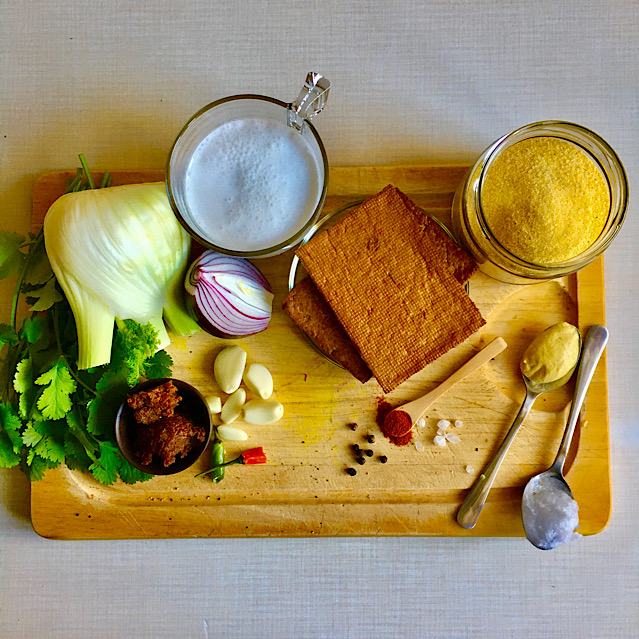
44,182,199,369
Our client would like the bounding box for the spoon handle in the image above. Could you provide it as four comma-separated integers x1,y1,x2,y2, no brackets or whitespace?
457,390,538,529
551,324,609,474
402,337,507,423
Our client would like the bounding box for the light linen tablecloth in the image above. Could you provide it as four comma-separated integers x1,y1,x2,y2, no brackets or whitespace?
1,2,637,637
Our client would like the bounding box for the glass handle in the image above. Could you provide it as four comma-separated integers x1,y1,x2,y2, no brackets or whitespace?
287,72,331,132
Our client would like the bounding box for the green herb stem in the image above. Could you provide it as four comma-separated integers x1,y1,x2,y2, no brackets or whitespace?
68,174,83,193
99,171,111,189
78,154,95,190
10,230,44,330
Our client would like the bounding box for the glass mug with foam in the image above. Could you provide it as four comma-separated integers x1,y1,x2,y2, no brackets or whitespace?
166,73,330,258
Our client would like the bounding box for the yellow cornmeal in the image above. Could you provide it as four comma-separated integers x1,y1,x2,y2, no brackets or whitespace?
481,137,609,264
520,322,581,384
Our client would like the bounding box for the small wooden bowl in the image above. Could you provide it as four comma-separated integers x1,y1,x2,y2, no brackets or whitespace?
115,378,212,476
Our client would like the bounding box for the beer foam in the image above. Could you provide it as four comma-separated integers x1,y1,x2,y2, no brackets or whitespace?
184,118,322,251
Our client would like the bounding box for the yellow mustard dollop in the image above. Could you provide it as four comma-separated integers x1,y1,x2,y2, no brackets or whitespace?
520,322,581,384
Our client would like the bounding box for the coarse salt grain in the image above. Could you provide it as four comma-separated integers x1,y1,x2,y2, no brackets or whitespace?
414,440,425,452
437,427,447,437
416,418,426,428
454,420,463,428
437,419,450,430
433,435,447,447
465,465,475,474
445,433,461,444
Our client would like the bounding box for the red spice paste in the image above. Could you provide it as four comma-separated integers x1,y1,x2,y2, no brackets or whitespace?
127,381,206,467
376,399,413,446
135,414,206,467
127,381,181,424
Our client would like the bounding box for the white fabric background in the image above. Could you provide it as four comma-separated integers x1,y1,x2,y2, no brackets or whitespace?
1,2,638,637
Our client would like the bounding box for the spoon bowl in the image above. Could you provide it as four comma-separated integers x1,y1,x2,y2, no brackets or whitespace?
522,325,608,549
456,327,582,529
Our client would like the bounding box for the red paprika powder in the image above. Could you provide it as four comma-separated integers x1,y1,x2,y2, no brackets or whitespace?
382,410,412,437
389,430,413,446
376,399,413,446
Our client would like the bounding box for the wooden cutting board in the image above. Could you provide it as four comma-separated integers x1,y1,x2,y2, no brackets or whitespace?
29,166,610,539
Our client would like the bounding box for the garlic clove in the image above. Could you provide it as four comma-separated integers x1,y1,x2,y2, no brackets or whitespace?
243,399,284,425
217,425,248,441
220,388,246,424
206,395,222,414
214,345,247,393
243,362,273,399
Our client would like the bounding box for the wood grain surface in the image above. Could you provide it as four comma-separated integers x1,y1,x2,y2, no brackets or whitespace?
29,166,610,539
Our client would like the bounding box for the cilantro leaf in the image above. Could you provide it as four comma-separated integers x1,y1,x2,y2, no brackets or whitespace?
0,324,17,348
28,278,63,312
14,357,35,419
14,357,32,394
35,359,76,420
0,402,23,453
118,458,153,485
0,231,25,280
64,452,91,473
21,315,47,346
22,421,44,447
65,404,86,435
0,431,20,467
22,241,54,286
34,432,66,463
144,349,173,380
63,433,92,472
89,440,120,485
86,370,128,438
23,454,58,481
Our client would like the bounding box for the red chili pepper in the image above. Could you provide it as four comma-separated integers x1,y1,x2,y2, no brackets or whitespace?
241,447,267,464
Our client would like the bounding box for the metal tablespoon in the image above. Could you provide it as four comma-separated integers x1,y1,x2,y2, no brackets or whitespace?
522,324,609,549
456,331,582,529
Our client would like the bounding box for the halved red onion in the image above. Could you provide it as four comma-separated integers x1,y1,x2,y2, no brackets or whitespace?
184,250,274,338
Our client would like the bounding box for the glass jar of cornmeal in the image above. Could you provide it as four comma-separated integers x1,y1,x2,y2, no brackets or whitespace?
451,121,628,283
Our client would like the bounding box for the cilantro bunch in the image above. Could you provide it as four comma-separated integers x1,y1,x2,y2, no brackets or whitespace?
0,159,173,484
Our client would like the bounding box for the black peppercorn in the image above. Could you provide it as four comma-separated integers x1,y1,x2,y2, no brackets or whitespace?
365,434,375,444
348,422,358,431
346,467,357,476
379,455,388,464
364,449,373,457
356,456,366,465
352,444,361,454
